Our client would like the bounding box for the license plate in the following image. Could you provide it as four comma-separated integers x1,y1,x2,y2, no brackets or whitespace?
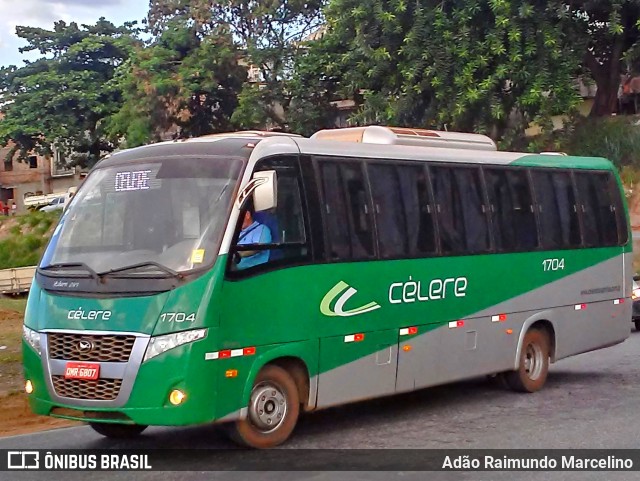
64,362,100,380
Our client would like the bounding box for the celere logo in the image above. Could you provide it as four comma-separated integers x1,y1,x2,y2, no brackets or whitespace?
388,275,468,304
68,308,112,321
320,281,381,317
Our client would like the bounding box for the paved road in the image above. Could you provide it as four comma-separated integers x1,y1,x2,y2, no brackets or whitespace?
2,329,640,481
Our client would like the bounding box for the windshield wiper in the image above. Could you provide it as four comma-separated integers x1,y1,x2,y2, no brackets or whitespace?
98,261,184,280
39,262,98,279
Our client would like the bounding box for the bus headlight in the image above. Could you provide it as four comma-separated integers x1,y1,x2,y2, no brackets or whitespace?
143,329,207,362
22,326,41,355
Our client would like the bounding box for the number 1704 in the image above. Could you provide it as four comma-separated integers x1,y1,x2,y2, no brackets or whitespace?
543,258,565,271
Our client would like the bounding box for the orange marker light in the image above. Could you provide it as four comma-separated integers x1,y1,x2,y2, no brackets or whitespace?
403,345,412,352
505,329,513,335
225,369,238,378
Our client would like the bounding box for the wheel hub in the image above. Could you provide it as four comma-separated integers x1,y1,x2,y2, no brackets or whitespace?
524,343,543,380
248,382,287,432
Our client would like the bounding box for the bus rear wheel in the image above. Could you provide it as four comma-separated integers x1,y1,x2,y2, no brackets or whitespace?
505,328,550,393
89,422,148,438
228,364,300,449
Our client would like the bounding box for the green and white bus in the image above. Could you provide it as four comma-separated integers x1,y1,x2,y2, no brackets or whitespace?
23,126,631,448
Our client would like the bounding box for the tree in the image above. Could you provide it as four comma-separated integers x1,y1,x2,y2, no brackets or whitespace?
294,0,584,144
0,19,139,167
563,1,640,116
286,32,343,136
148,0,325,130
107,17,246,146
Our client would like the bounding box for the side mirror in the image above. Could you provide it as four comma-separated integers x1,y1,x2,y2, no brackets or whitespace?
237,170,277,212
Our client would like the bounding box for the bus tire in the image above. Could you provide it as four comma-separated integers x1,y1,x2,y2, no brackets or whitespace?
505,328,550,393
88,422,147,438
228,364,300,449
634,320,640,332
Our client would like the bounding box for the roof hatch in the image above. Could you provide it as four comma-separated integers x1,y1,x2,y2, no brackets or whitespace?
311,126,497,151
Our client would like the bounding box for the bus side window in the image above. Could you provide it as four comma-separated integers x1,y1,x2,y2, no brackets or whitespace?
575,172,617,247
431,165,489,254
368,164,408,258
592,173,621,247
532,171,580,250
231,157,308,273
397,165,436,256
610,174,629,245
319,162,351,260
430,166,466,254
319,160,375,260
485,168,515,251
507,170,538,250
453,167,489,253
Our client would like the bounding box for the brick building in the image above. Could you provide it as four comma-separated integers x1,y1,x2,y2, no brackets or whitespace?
0,142,84,212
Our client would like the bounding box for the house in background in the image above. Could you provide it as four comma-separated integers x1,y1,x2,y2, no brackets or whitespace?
0,142,84,212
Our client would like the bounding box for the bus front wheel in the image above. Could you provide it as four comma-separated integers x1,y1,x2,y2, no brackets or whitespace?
89,422,148,438
505,328,550,393
229,364,300,448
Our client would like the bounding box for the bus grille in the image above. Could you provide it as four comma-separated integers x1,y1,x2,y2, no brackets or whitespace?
48,334,135,362
52,376,122,401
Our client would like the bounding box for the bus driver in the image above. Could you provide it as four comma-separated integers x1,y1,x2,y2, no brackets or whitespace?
236,203,272,269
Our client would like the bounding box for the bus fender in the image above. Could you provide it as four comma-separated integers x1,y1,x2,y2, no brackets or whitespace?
239,339,319,418
513,311,557,370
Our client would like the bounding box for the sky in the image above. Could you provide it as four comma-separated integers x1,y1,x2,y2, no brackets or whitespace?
0,0,150,68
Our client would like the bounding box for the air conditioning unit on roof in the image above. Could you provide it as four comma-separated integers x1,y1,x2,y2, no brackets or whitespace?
311,126,497,151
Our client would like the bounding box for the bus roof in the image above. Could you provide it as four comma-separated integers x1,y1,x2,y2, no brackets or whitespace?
99,129,616,172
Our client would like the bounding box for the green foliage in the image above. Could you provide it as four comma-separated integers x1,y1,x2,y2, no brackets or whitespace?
148,0,325,131
292,0,584,145
0,211,60,269
108,18,245,146
559,116,640,168
0,19,141,167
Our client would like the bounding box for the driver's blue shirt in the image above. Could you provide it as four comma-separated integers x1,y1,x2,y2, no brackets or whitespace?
237,220,271,269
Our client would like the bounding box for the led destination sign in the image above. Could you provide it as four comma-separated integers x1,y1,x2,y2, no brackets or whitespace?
115,170,152,192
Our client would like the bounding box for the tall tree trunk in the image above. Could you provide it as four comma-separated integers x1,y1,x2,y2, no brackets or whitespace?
586,19,627,117
590,74,620,116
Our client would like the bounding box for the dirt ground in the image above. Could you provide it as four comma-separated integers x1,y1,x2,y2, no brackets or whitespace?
0,299,77,437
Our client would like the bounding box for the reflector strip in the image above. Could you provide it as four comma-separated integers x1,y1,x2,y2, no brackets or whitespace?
344,333,365,343
448,320,464,329
613,299,624,305
205,346,256,361
491,314,507,322
574,304,587,311
399,326,418,336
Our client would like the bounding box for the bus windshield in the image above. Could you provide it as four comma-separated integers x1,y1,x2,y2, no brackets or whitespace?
41,155,242,275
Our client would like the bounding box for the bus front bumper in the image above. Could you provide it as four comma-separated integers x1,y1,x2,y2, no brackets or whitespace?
22,335,230,427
